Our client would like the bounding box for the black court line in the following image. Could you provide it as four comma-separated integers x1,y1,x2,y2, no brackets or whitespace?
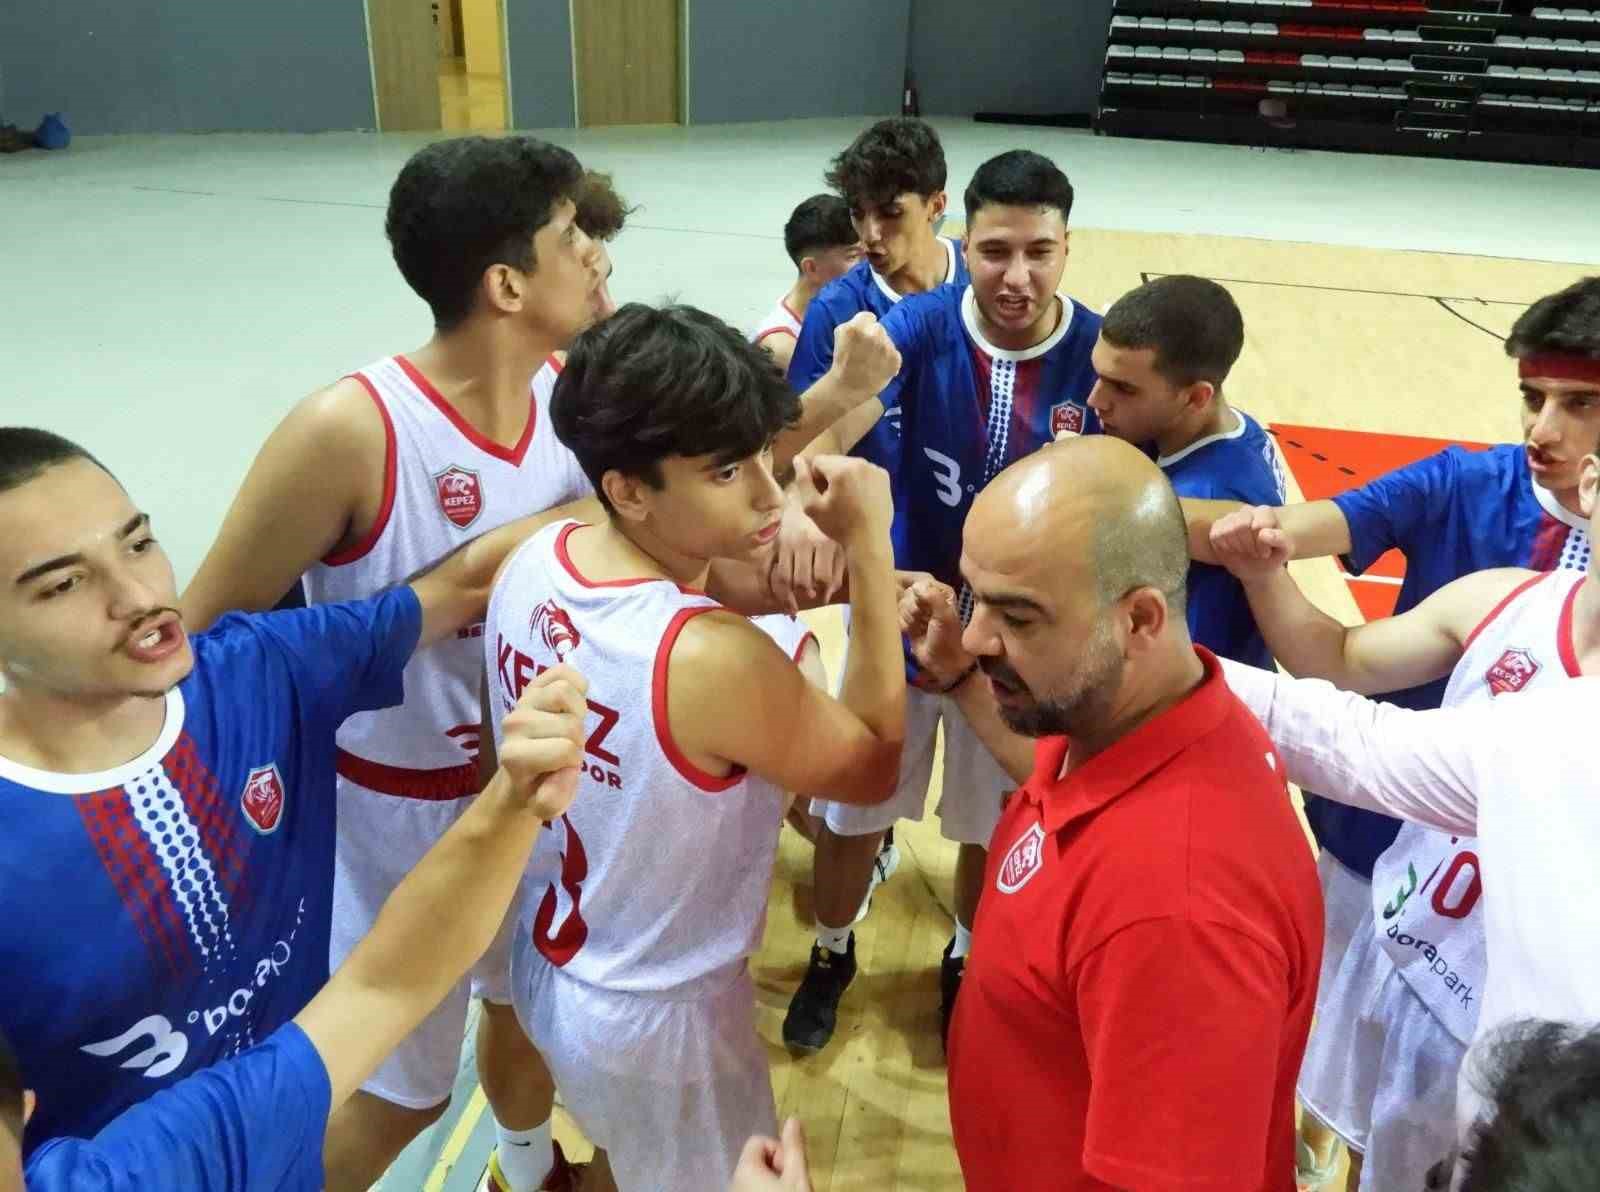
1142,270,1530,307
1432,297,1512,343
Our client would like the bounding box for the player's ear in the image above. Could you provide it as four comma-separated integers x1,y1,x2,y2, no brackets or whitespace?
1181,380,1216,414
601,469,652,525
482,262,524,317
799,254,819,285
926,190,947,225
1580,453,1600,520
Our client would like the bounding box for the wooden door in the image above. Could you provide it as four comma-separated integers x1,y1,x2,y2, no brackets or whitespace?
368,0,444,130
574,0,680,126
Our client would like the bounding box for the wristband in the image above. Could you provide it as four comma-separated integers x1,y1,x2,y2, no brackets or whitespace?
933,662,978,695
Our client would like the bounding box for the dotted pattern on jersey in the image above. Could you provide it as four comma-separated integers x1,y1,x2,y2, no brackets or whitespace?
1561,524,1592,572
127,769,236,969
958,359,1019,626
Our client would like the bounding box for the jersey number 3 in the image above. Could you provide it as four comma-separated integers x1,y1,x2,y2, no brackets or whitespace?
532,816,589,966
925,447,964,508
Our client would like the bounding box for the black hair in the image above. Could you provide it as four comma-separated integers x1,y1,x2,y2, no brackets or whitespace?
386,135,584,331
574,170,635,243
0,427,113,497
0,1029,22,1142
783,194,858,268
550,304,800,510
1505,277,1600,361
1458,1019,1600,1191
1101,275,1246,391
824,118,947,212
962,149,1075,226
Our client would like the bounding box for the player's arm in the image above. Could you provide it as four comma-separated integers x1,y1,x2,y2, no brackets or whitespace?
406,495,605,648
181,379,386,631
1185,499,1354,566
295,667,586,1109
671,457,904,804
800,396,888,461
1213,519,1535,694
759,332,796,375
771,314,902,475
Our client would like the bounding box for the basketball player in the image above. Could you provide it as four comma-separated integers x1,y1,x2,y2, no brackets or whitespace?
0,427,564,1159
1200,275,1600,1187
180,136,604,1192
8,667,587,1192
484,304,905,1192
1208,432,1600,1190
750,194,863,374
784,149,1100,1056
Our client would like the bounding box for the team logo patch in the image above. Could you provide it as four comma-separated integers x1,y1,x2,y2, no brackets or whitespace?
531,600,582,662
240,764,286,835
996,822,1046,894
1050,402,1085,438
1486,647,1540,696
434,465,483,530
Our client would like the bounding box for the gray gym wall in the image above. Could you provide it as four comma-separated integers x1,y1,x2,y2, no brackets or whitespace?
505,0,575,129
0,1,374,135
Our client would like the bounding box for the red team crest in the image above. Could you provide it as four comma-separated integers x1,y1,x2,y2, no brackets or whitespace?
1050,402,1085,438
1486,647,1541,695
240,764,286,835
531,600,582,662
997,822,1046,894
434,466,483,529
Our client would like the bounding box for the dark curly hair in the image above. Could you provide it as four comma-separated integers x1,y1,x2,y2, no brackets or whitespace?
1505,277,1600,362
574,169,635,243
1456,1019,1600,1191
386,136,584,331
783,194,858,267
824,117,947,212
551,304,800,511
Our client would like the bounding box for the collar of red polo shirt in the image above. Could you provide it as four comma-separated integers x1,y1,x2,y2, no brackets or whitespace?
1017,647,1232,834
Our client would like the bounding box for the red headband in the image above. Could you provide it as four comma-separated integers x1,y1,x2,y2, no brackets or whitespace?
1519,354,1600,385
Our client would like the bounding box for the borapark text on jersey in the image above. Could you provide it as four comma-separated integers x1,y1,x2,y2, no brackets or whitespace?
1306,442,1593,879
0,591,419,1154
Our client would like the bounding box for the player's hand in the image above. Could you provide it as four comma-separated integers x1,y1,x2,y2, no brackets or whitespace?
498,665,588,821
793,454,893,554
1209,505,1292,581
900,577,973,687
730,1118,813,1192
768,494,846,615
830,312,902,396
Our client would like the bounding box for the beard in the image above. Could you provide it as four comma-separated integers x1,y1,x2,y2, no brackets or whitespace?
985,615,1124,739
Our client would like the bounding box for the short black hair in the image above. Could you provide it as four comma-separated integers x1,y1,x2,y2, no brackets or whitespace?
0,427,113,497
824,118,947,211
550,304,800,510
1101,276,1246,391
783,194,858,268
1458,1019,1600,1191
963,149,1075,226
1505,277,1600,361
386,136,584,331
574,170,634,243
0,1029,23,1142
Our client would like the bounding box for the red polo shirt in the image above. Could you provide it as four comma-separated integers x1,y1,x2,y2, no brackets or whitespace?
948,649,1321,1192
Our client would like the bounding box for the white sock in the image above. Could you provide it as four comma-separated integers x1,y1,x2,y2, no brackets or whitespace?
950,921,973,961
817,924,852,955
493,1117,553,1192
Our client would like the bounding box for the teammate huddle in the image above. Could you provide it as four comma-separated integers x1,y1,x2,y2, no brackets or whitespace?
2,114,1599,1192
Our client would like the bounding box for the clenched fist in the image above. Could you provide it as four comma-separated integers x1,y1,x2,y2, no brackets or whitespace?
899,576,973,688
499,664,588,821
830,311,902,397
792,454,893,553
1208,505,1292,581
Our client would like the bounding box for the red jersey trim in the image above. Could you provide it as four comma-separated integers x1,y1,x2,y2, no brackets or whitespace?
781,298,802,324
335,748,479,801
792,631,819,664
545,352,564,374
394,353,537,466
554,522,708,596
1461,572,1549,653
754,325,798,345
323,373,398,566
652,607,745,794
1557,575,1583,678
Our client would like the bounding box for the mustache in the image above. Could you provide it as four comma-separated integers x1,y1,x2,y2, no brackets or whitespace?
978,655,1025,689
119,607,182,649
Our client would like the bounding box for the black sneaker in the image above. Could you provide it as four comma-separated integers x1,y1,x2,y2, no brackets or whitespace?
783,935,857,1054
940,938,965,1054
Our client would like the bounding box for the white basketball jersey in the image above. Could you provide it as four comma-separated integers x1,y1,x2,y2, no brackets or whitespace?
750,298,802,349
488,521,789,996
532,354,562,406
302,353,589,800
1371,569,1583,1044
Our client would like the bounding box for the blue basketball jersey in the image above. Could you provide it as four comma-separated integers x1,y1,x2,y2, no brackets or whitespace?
1,590,420,1154
1308,443,1592,876
875,284,1102,604
787,236,969,482
1160,410,1287,669
24,1022,330,1192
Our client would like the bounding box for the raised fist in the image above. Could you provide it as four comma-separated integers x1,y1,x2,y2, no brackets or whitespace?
792,454,893,553
899,575,973,688
1208,505,1292,581
499,664,588,821
830,312,902,396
